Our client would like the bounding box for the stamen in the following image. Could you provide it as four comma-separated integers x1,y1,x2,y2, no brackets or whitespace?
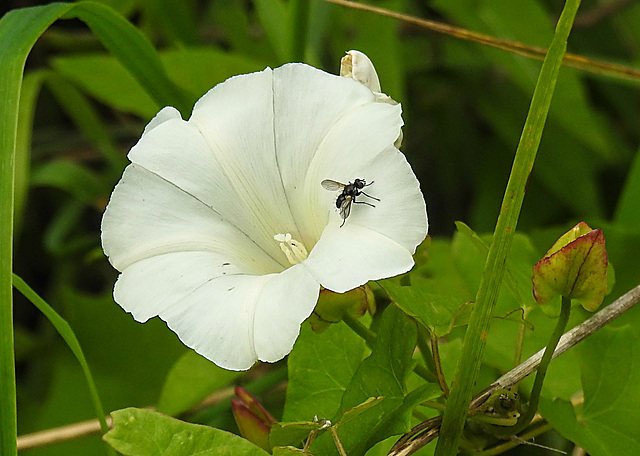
274,233,309,265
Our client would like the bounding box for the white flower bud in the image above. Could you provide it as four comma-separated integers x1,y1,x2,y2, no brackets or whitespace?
340,50,403,147
340,50,382,93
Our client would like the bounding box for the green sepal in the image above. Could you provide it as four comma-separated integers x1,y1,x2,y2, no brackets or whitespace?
533,223,608,311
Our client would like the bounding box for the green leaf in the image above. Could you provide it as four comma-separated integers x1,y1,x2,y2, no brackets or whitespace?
432,0,617,164
381,280,469,337
539,325,640,455
282,307,422,456
451,228,539,319
161,47,268,97
51,54,159,118
272,446,309,455
283,322,365,422
270,418,331,449
30,160,107,205
254,0,290,62
337,305,417,416
58,283,186,408
454,221,534,308
52,47,267,118
144,0,199,45
312,385,440,456
61,2,193,115
104,408,269,456
157,350,241,417
615,146,640,230
43,71,130,173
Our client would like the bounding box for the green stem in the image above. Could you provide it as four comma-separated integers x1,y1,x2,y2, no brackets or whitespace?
511,307,530,395
430,331,450,397
434,1,581,454
474,422,554,456
416,325,438,383
494,297,572,437
289,0,310,62
342,313,376,346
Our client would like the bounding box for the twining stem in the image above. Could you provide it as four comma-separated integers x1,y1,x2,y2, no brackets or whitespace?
330,426,348,456
430,330,449,397
435,1,581,454
415,326,439,385
511,307,531,395
476,422,554,456
494,297,572,437
342,313,376,346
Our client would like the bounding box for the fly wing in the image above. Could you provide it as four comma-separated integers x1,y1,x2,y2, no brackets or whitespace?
321,179,345,191
338,195,352,220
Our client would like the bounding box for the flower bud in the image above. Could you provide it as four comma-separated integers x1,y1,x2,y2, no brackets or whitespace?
340,50,382,93
532,222,608,311
308,285,375,333
339,50,402,147
231,386,276,452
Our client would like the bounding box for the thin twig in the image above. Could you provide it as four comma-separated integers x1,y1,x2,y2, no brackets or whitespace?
321,0,640,83
573,0,634,27
17,416,113,451
16,387,237,450
470,283,640,409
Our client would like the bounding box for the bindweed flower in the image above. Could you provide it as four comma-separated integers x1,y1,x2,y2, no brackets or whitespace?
101,56,428,370
532,222,608,311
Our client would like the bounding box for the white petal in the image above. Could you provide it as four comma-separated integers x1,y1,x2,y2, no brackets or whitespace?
101,164,283,274
304,224,416,293
125,106,291,267
189,68,302,243
272,63,403,243
338,145,428,252
142,106,181,136
113,251,241,322
304,145,427,293
115,252,319,370
251,264,320,362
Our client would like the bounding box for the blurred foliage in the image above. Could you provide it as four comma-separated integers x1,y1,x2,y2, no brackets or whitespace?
4,0,640,454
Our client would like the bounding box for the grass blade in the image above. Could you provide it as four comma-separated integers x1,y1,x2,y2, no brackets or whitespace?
434,1,582,454
12,274,112,453
0,3,195,454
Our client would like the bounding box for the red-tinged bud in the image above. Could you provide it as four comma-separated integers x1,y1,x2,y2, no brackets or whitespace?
308,285,375,333
532,222,608,311
231,386,276,452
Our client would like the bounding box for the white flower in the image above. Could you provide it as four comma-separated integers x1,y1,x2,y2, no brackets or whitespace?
101,61,428,371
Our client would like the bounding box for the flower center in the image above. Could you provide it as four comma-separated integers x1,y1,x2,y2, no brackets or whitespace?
274,233,309,266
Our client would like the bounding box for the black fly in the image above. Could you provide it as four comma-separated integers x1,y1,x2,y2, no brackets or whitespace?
321,178,380,227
